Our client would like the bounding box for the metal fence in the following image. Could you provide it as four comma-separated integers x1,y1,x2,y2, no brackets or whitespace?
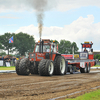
0,60,16,67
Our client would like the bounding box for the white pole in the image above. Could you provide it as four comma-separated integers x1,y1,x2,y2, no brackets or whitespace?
72,46,74,59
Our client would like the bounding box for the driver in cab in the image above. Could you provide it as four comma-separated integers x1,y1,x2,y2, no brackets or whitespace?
84,48,88,52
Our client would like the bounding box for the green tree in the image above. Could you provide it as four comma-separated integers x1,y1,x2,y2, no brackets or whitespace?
71,42,79,54
94,54,100,60
50,40,59,44
0,52,6,56
0,43,3,49
0,32,14,55
96,54,100,59
58,40,79,54
14,32,35,56
59,40,71,54
98,56,100,60
94,55,96,59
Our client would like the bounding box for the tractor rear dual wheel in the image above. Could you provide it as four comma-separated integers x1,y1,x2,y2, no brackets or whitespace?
54,56,66,75
38,59,54,76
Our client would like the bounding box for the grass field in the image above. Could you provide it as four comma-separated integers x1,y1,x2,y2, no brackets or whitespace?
93,65,100,67
0,66,15,70
66,89,100,100
0,64,100,70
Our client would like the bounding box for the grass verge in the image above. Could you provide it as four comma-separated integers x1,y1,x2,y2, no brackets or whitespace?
66,89,100,100
0,66,15,70
92,65,100,67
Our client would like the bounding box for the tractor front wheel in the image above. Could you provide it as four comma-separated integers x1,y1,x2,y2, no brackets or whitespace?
19,58,30,75
15,60,21,75
54,56,66,75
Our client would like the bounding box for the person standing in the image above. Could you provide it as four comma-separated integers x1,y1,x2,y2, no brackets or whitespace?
84,48,88,52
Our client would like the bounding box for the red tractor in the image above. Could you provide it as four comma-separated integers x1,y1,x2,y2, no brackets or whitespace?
15,39,66,76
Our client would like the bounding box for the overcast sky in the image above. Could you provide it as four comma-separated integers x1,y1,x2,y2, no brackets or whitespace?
0,0,100,50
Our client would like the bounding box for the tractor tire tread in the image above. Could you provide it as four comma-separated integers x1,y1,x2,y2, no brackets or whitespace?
19,58,30,75
54,56,66,75
38,59,54,76
30,62,38,74
15,60,21,75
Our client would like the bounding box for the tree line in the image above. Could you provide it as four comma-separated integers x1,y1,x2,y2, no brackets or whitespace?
0,32,35,56
94,54,100,60
0,32,79,56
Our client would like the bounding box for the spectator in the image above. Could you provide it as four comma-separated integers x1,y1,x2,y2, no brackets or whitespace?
8,59,11,65
84,48,88,52
12,56,16,66
0,55,2,60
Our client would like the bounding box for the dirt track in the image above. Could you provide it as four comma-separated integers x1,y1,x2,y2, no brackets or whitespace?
0,70,100,100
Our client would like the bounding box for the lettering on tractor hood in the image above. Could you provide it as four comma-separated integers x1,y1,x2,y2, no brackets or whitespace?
37,53,45,60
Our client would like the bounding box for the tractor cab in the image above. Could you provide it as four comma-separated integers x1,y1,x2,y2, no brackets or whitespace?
29,39,58,63
80,42,93,59
35,39,57,53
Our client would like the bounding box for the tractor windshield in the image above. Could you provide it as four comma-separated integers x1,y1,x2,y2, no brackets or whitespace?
35,45,50,52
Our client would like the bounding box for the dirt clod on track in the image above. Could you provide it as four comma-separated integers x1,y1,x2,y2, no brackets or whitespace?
0,70,100,100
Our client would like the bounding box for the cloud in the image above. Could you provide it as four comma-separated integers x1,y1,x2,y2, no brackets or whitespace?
56,0,100,11
0,0,29,12
0,0,100,12
0,15,19,19
15,15,100,50
0,0,56,13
